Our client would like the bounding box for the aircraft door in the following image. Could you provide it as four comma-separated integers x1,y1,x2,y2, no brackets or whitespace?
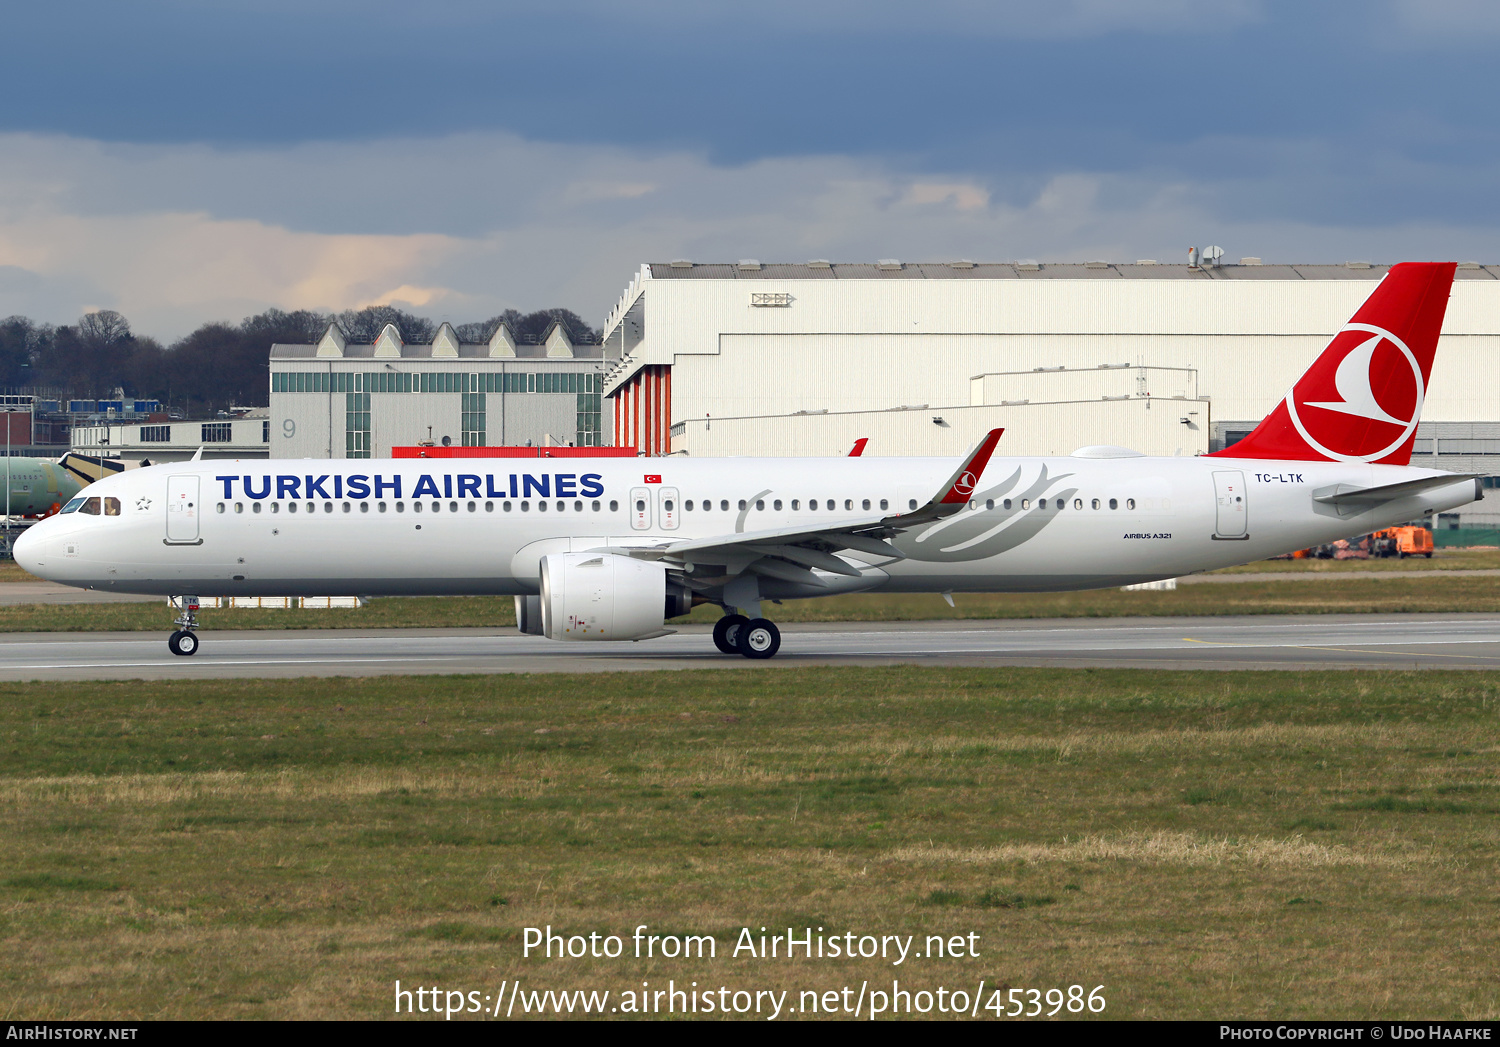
629,487,652,531
166,475,201,543
1212,470,1248,539
657,486,680,530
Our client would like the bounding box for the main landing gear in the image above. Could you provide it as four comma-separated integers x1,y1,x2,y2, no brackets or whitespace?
713,613,781,659
168,596,201,657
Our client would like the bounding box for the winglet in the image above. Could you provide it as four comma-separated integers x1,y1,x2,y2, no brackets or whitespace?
882,428,1005,527
936,428,1003,503
849,437,868,457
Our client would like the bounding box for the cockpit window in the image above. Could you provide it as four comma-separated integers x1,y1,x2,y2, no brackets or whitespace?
104,497,121,516
78,497,102,515
60,496,86,514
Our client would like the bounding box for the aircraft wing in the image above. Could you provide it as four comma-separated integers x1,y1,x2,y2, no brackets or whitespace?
605,429,1004,587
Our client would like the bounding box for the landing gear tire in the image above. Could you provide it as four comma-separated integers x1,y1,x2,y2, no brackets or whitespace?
736,618,781,659
168,630,199,657
713,614,748,654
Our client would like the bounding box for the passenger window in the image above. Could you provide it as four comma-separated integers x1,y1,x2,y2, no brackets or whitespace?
361,502,370,513
253,503,262,514
414,502,423,513
574,501,582,512
468,501,477,512
1021,499,1031,510
1092,498,1100,509
1039,499,1048,509
270,502,280,514
324,502,333,513
908,499,917,510
827,500,835,510
1127,498,1136,510
521,501,530,512
216,502,225,514
880,499,888,510
808,500,816,511
686,500,694,511
504,501,513,512
609,500,618,511
61,497,85,514
1108,498,1118,509
591,500,600,511
288,502,298,514
378,502,387,512
774,499,783,511
451,501,459,512
431,502,441,512
538,501,548,512
738,500,747,511
985,499,994,510
233,502,242,514
1003,499,1012,510
1074,498,1083,510
342,502,351,513
721,500,729,511
792,499,801,510
862,499,871,510
755,500,764,511
396,502,405,512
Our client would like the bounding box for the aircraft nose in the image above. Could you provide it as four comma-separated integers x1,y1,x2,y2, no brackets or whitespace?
12,525,44,576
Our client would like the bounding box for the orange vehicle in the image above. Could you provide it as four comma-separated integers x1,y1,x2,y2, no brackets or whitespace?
1371,526,1434,558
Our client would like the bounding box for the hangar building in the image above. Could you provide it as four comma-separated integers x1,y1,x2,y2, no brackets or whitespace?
269,320,614,458
601,259,1500,463
600,259,1500,527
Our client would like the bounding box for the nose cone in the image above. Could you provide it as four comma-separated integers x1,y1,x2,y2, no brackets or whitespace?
12,524,47,578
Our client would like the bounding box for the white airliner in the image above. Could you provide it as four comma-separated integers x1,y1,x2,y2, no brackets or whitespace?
14,263,1480,659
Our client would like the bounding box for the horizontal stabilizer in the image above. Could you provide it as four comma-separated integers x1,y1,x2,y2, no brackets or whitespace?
1313,473,1479,508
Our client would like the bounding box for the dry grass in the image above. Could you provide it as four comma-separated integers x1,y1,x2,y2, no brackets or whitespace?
1,668,1498,1020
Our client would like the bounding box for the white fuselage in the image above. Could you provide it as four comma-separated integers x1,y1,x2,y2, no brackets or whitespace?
14,453,1479,599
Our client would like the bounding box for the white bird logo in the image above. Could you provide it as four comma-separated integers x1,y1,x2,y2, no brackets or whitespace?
1303,333,1411,425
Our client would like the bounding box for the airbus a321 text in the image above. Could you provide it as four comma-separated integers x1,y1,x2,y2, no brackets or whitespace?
14,262,1481,659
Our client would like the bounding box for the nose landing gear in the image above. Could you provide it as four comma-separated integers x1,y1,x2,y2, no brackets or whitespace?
168,595,201,656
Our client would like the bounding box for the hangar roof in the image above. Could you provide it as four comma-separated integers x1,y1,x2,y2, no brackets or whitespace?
646,261,1500,281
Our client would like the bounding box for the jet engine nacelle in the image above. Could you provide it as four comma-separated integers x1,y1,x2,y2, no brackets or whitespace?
539,552,683,641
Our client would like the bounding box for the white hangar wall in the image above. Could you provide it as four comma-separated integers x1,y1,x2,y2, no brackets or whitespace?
671,398,1209,459
602,262,1500,468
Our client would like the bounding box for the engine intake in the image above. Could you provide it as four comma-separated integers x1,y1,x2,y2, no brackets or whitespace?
539,552,677,641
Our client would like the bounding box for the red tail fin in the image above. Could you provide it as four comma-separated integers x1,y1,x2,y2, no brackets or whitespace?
1208,261,1455,464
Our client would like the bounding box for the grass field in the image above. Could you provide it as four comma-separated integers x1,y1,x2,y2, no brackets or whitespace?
1,667,1496,1020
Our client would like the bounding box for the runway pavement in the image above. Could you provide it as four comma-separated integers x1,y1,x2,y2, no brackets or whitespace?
3,614,1500,679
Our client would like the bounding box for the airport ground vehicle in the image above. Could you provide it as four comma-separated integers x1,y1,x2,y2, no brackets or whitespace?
13,264,1480,658
1371,525,1435,558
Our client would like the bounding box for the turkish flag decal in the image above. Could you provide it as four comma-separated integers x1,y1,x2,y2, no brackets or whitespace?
644,474,662,483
